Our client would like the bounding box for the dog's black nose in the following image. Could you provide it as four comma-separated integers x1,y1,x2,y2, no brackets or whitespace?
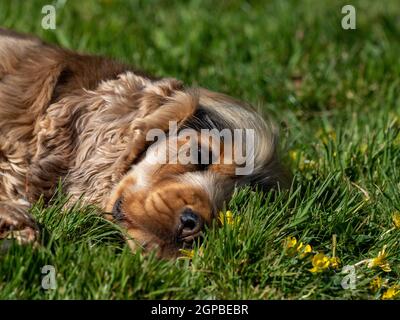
179,208,202,239
112,197,125,221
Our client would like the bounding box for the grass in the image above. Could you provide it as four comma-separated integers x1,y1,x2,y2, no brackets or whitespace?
0,0,399,299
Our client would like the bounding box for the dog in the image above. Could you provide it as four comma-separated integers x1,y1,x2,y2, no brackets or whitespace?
0,28,288,258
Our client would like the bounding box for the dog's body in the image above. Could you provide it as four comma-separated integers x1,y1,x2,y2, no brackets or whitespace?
0,29,287,257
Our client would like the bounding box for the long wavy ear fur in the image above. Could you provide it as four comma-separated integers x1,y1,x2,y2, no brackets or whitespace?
42,73,199,207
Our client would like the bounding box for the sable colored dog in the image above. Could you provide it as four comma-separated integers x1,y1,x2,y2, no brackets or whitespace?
0,28,288,258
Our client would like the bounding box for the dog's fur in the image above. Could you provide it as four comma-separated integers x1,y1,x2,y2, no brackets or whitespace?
0,28,288,258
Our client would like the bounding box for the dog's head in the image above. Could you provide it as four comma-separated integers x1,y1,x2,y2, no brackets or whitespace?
106,88,287,258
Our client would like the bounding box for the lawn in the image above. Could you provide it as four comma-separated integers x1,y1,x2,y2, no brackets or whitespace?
0,0,399,299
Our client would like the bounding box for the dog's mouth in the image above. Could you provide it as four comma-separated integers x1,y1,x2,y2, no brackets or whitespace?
176,227,203,244
178,233,204,250
177,228,204,247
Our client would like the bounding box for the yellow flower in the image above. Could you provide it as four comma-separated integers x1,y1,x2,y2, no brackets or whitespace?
382,285,399,300
329,256,341,269
284,237,313,259
285,236,297,249
299,244,312,259
179,248,195,259
296,241,303,250
179,246,204,260
368,247,391,272
289,150,299,161
283,236,299,257
392,212,400,228
369,276,383,293
218,210,240,226
309,252,331,273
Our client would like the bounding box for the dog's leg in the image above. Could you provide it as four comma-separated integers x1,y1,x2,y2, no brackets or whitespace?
0,201,38,244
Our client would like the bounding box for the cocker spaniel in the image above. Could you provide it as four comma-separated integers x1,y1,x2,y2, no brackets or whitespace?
0,28,288,258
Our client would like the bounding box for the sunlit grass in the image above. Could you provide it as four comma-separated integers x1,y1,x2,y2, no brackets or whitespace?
0,0,399,299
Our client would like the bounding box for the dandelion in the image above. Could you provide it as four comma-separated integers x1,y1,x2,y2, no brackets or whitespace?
285,236,297,249
392,212,400,229
329,257,341,269
289,150,299,162
382,285,399,300
296,241,303,250
284,237,313,259
369,276,383,293
179,247,204,260
179,248,195,259
283,236,298,257
309,252,331,273
299,244,312,259
368,246,391,272
218,210,240,226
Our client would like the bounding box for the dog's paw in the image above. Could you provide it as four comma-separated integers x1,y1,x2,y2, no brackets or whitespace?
0,207,38,245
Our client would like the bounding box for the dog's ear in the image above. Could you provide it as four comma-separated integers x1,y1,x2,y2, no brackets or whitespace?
59,72,198,204
110,87,199,183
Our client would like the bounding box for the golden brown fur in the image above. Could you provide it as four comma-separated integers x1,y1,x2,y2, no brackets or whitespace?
0,28,288,258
